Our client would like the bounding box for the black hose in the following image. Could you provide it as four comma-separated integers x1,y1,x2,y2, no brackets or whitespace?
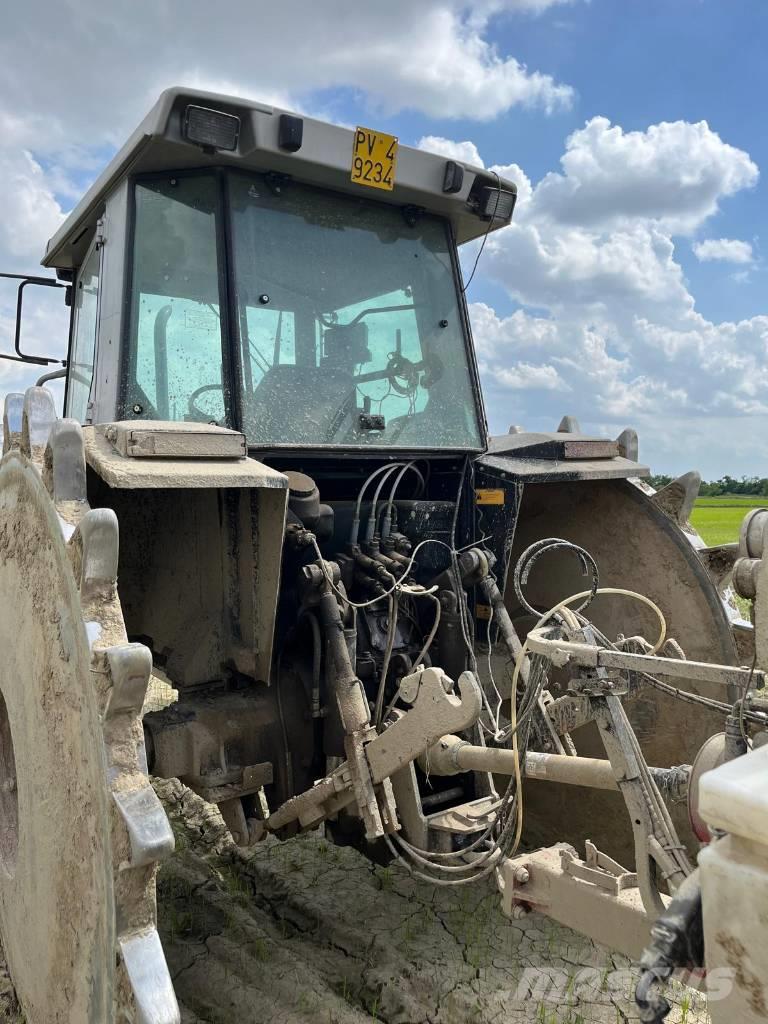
513,537,599,618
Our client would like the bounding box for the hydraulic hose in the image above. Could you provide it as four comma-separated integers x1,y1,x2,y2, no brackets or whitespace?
635,869,704,1023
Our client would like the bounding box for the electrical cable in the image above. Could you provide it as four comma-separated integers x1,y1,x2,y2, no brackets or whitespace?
461,171,501,294
411,590,442,669
310,534,437,609
371,536,666,885
476,568,513,741
380,549,742,891
326,462,533,883
503,591,696,895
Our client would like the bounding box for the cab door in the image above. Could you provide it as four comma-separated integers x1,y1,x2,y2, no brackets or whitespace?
65,236,102,424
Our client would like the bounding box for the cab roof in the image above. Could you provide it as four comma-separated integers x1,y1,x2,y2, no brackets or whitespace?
43,87,517,271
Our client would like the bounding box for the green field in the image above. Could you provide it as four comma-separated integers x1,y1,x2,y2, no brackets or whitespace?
691,495,767,546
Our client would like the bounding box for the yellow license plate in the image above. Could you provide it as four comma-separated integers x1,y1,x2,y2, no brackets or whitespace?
351,127,398,191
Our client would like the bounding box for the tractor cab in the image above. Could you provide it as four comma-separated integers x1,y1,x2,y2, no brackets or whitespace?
39,88,516,455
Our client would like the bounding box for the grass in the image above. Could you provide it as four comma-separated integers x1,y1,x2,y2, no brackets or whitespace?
690,494,767,547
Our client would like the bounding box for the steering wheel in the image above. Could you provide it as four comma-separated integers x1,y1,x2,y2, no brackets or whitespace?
385,353,420,395
187,383,224,422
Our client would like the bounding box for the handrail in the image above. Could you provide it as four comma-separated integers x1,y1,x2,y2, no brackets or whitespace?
0,272,67,366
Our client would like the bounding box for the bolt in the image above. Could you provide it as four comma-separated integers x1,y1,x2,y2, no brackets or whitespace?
513,866,530,885
2,779,15,794
301,564,324,585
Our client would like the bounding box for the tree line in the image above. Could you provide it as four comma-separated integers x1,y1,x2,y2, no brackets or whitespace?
648,474,768,497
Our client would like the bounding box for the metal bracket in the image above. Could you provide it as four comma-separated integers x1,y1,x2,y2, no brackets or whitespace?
197,762,274,804
538,689,575,754
560,840,638,894
267,667,483,836
499,843,664,961
527,626,765,692
366,667,482,782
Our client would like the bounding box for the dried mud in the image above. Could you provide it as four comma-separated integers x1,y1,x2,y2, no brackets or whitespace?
0,778,710,1023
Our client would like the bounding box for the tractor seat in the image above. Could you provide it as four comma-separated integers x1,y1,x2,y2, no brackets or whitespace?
246,364,356,445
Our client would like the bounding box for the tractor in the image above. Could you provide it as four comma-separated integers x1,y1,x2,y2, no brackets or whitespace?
1,88,766,1023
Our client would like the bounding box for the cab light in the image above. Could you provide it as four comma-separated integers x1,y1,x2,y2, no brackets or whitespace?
184,105,240,151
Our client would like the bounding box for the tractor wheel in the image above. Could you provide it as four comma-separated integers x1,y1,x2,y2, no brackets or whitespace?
0,388,179,1023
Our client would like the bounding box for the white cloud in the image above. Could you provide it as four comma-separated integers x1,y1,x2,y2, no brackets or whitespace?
452,116,768,475
0,150,64,267
473,301,768,425
418,136,485,167
530,117,758,234
508,0,576,9
693,237,754,264
485,221,694,332
0,3,575,142
492,362,571,391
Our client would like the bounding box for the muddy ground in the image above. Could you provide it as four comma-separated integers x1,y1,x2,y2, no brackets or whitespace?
0,779,709,1023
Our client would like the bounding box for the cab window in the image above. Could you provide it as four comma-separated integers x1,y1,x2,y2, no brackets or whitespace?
66,243,100,423
124,175,229,424
229,173,483,449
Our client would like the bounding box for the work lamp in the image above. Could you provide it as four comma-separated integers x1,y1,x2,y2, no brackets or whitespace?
478,185,517,221
183,105,241,151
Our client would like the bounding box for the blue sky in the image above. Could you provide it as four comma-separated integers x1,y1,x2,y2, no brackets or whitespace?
352,0,768,325
487,0,768,325
1,0,766,478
